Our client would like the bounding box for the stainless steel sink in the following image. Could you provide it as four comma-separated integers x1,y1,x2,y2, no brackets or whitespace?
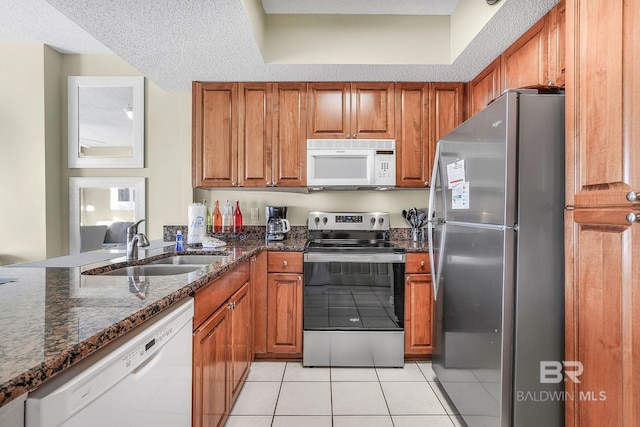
97,265,204,276
150,255,229,265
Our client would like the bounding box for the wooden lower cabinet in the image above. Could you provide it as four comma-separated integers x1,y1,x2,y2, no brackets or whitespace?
193,302,230,427
229,284,251,401
251,251,268,355
267,272,303,354
192,262,251,427
565,209,640,426
404,253,433,356
266,252,303,355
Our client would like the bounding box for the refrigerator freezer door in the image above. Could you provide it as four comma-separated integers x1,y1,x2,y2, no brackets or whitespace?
432,223,515,427
436,93,518,227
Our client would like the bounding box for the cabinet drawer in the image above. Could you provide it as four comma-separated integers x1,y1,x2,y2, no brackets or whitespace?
405,253,430,274
267,252,303,273
194,262,249,329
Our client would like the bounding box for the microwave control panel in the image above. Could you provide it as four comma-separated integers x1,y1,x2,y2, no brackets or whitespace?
374,151,395,186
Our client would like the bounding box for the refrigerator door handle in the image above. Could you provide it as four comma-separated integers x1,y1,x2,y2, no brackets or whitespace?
427,140,440,224
428,141,441,299
428,221,438,298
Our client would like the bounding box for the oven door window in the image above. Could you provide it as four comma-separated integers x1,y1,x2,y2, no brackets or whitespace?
304,261,404,331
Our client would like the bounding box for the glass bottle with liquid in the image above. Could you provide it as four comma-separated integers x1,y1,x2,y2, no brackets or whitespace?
233,200,243,233
212,200,222,233
221,200,233,233
203,199,211,234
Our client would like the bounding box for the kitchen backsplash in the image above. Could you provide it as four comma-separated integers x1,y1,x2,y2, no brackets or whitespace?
163,225,416,242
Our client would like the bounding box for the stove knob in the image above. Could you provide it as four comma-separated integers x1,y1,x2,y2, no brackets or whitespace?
322,217,328,224
314,217,320,224
370,217,376,225
379,217,384,224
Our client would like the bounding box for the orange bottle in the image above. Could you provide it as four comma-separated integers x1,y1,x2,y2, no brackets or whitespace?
212,200,222,233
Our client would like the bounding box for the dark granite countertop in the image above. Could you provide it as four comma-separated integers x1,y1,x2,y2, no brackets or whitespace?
0,234,424,408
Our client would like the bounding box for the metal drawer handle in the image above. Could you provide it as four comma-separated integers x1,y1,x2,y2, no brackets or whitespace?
627,192,638,202
627,213,639,223
283,260,288,266
420,260,426,267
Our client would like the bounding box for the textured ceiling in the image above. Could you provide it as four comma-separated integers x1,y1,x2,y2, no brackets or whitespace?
261,0,460,15
0,0,560,91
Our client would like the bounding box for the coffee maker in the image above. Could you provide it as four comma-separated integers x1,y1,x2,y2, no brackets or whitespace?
265,206,290,241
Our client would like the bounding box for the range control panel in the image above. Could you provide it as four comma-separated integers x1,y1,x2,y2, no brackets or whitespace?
308,212,390,231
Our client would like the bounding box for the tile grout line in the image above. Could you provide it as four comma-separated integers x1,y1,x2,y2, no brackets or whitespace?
269,361,288,427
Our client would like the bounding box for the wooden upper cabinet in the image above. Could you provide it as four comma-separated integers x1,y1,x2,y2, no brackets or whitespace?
307,82,350,138
501,18,549,91
238,83,271,187
351,82,395,139
272,83,307,187
193,82,307,188
430,82,464,167
566,0,640,208
396,83,429,188
468,57,501,118
192,82,238,188
307,82,395,139
548,0,566,87
396,83,464,188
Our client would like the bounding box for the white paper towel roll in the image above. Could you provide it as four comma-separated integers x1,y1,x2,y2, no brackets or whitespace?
188,203,207,244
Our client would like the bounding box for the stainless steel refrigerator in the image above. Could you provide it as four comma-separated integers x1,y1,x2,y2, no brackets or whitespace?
428,89,565,427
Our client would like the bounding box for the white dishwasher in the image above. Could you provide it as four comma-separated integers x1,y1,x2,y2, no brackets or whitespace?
26,297,194,427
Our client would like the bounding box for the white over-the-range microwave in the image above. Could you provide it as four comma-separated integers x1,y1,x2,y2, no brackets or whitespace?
306,139,396,190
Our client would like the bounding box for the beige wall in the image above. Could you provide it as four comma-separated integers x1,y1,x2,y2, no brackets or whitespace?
0,44,48,264
59,55,193,251
1,46,427,264
193,189,429,229
264,15,449,64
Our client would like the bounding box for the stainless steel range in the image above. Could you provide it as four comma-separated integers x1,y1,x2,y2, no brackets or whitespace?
303,211,406,367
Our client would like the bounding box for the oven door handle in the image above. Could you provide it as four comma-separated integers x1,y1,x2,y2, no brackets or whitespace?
304,253,406,263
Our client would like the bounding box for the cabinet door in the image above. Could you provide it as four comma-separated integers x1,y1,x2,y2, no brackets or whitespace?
404,273,433,355
272,83,307,187
251,251,268,355
395,83,429,188
307,82,350,138
429,83,464,183
193,304,230,427
547,0,566,87
351,82,395,139
230,282,251,401
565,209,640,426
267,273,303,354
468,57,501,117
238,83,271,187
566,0,640,208
500,18,549,90
192,82,238,187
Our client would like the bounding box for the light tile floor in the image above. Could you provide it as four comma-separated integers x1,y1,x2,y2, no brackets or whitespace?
227,361,465,427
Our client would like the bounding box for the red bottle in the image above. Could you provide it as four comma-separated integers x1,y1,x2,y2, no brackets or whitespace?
233,200,243,233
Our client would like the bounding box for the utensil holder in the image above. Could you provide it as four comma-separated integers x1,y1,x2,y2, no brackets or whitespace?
412,228,424,242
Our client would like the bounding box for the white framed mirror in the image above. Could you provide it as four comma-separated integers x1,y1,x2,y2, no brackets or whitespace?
69,177,146,254
68,76,145,168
